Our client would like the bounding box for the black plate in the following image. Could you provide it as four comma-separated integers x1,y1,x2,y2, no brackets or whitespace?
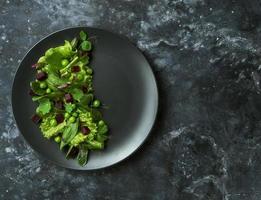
12,27,158,170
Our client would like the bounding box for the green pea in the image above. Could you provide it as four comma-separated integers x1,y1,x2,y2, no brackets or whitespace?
86,68,93,75
72,112,78,117
50,119,57,126
77,73,84,81
98,120,105,126
40,82,47,89
46,88,52,94
69,116,76,123
64,112,70,119
54,136,61,143
93,100,101,108
61,59,69,66
71,104,76,109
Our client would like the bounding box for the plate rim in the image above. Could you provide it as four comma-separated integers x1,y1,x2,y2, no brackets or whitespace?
11,26,159,170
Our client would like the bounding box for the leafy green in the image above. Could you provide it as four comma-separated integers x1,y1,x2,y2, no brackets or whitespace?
79,31,87,41
96,134,108,143
37,98,51,115
55,40,73,58
91,109,102,122
30,30,109,167
41,121,66,139
97,123,108,135
46,73,67,91
86,140,104,150
65,103,75,113
60,121,79,149
70,38,78,49
32,91,63,102
30,81,45,95
77,144,88,166
45,51,63,69
70,133,87,146
60,56,79,75
79,94,93,106
70,88,84,102
81,41,92,51
76,56,89,67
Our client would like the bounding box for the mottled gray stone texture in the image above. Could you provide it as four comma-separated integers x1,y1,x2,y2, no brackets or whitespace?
1,0,261,199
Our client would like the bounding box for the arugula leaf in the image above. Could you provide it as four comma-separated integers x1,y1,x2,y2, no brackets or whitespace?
77,144,88,166
37,98,51,115
81,41,92,51
70,88,84,102
30,81,45,95
65,103,75,113
80,31,87,41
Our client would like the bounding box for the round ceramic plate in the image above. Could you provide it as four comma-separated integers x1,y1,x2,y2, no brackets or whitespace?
12,27,158,170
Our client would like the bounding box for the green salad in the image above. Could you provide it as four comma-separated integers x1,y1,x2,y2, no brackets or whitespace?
30,31,109,166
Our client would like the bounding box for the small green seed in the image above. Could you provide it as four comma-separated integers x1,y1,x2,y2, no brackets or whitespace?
54,136,61,143
69,116,76,123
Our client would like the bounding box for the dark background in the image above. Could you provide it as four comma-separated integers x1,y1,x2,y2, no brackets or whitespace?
1,0,261,199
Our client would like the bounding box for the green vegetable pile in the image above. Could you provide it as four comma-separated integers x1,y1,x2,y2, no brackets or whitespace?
30,31,109,166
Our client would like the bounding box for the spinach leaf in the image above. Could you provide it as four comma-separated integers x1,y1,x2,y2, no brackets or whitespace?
79,31,87,41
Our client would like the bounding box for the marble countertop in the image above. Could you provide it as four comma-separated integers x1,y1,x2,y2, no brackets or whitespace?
1,0,261,199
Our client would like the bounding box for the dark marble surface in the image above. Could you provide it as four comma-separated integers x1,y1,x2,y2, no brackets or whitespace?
1,0,261,199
